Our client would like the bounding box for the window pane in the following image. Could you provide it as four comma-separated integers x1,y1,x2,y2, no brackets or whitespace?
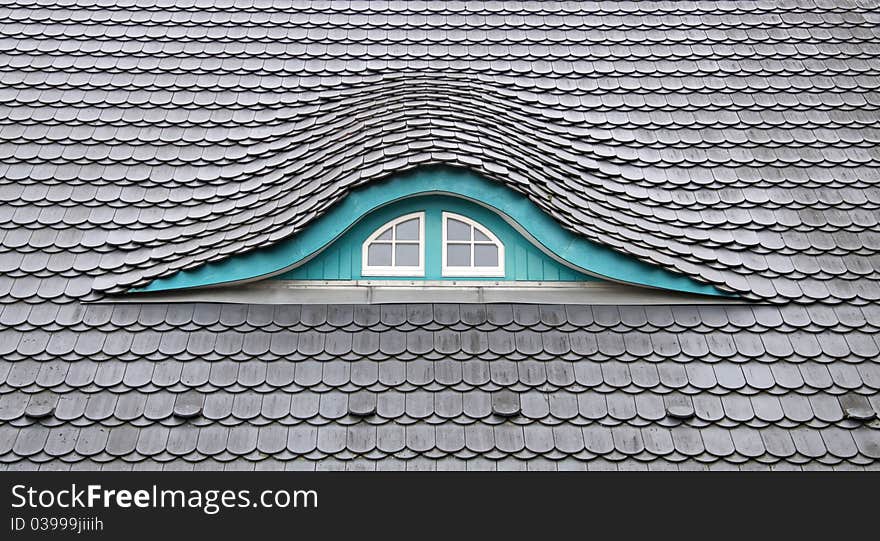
473,228,491,242
474,244,499,267
395,243,419,266
367,243,392,266
447,218,471,241
447,244,471,266
395,218,419,240
375,227,392,241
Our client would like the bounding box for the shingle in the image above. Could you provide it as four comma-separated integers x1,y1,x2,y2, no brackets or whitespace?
106,426,139,456
232,394,263,420
518,360,546,386
257,425,288,454
435,424,465,453
75,426,110,457
460,330,488,355
657,363,688,389
0,426,18,456
406,425,435,452
852,428,880,459
242,333,271,356
730,427,766,458
352,331,380,355
715,364,746,390
601,362,632,388
487,330,515,355
287,426,318,454
640,426,674,456
634,394,665,421
114,393,146,421
743,363,776,390
779,395,814,423
521,425,553,454
227,425,258,455
491,390,520,418
751,395,785,422
352,306,379,327
215,332,245,356
84,393,118,421
187,332,217,356
515,330,543,355
346,424,376,454
721,395,755,422
190,304,222,326
376,424,406,454
821,428,858,458
166,425,199,456
486,305,514,326
379,305,407,327
434,330,461,354
218,305,248,327
152,362,182,387
840,393,876,421
123,361,154,388
0,393,28,421
489,360,518,386
685,363,717,390
297,332,325,356
612,426,645,455
348,391,377,417
179,361,210,387
197,426,230,455
549,392,579,420
597,332,626,356
404,391,432,419
771,363,805,390
670,426,705,457
14,426,50,457
570,333,599,356
761,427,797,458
173,392,204,419
607,393,637,421
44,425,81,457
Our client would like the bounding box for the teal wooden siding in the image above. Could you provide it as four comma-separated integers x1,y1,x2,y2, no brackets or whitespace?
276,195,595,281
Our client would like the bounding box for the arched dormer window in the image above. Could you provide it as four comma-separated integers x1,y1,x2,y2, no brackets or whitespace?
361,212,425,276
442,212,504,277
136,169,731,301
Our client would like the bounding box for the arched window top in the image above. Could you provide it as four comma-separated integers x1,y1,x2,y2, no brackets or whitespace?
442,212,505,277
361,212,425,276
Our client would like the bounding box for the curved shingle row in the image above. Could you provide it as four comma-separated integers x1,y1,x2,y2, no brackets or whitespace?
2,422,879,471
1,389,876,430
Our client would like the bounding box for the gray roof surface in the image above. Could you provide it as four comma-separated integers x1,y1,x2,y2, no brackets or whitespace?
0,0,879,470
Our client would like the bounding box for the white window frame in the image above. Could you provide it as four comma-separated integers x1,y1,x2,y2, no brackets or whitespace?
441,212,505,277
361,212,425,277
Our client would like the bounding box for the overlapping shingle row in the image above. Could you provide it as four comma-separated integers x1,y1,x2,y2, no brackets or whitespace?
0,1,879,470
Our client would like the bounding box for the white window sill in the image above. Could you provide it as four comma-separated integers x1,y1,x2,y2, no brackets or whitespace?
110,280,744,305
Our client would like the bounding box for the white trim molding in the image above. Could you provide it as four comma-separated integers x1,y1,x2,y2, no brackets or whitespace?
361,211,425,277
441,212,505,277
109,280,749,305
